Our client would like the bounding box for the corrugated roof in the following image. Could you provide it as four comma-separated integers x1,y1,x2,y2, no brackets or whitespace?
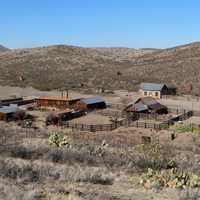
134,102,148,112
0,106,19,114
134,97,167,112
81,97,105,105
140,83,166,91
139,97,158,106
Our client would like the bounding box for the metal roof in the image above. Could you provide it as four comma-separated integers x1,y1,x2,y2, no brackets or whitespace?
81,97,105,105
139,97,158,106
0,106,19,114
134,102,148,112
140,83,166,91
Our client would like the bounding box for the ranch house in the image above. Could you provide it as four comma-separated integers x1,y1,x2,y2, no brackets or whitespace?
139,82,176,99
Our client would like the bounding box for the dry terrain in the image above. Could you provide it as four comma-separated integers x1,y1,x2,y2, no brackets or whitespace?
1,87,200,199
1,42,200,94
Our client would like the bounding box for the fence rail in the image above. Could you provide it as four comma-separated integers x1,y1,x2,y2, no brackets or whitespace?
60,109,193,132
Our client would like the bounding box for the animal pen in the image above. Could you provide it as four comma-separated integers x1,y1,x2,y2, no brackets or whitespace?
60,109,193,132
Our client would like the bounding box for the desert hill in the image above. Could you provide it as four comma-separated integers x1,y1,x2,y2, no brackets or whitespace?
0,42,199,94
0,45,10,53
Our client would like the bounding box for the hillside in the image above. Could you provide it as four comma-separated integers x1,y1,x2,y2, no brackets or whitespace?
0,42,200,94
0,45,10,53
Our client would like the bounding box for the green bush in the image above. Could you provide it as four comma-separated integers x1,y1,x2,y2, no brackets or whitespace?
48,132,70,147
139,168,199,190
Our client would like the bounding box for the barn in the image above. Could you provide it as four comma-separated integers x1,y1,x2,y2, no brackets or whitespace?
35,96,80,109
125,97,168,114
78,97,106,110
139,83,176,99
0,105,19,121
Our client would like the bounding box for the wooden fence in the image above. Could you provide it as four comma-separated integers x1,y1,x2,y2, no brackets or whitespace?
60,109,193,132
61,118,167,132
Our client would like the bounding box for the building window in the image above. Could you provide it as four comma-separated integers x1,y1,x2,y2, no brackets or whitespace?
155,92,159,97
144,92,147,96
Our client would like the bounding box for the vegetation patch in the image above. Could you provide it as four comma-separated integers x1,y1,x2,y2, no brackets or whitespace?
171,124,200,134
138,168,199,190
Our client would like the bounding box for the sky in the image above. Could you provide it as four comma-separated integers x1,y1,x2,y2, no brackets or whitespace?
1,0,200,49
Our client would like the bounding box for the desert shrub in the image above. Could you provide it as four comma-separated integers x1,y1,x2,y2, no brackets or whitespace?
13,110,26,121
0,158,113,185
135,137,175,170
0,179,43,200
171,124,200,134
45,113,58,125
178,188,200,200
0,160,39,182
48,132,70,147
139,168,199,190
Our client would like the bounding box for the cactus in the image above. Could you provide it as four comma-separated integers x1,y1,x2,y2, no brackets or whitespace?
139,168,199,190
48,132,70,147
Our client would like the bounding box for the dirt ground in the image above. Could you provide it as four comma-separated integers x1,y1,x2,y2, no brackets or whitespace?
185,116,200,125
70,113,112,125
1,86,200,200
1,86,200,111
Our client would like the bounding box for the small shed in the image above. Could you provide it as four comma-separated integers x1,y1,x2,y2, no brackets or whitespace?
78,97,106,110
0,106,19,121
125,97,168,114
139,82,176,99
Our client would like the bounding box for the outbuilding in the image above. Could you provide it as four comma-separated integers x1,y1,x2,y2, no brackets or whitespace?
0,105,19,121
139,82,176,99
36,96,80,109
125,97,168,114
77,97,106,110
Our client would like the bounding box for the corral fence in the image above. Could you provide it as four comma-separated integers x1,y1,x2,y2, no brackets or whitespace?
61,118,168,132
60,109,194,132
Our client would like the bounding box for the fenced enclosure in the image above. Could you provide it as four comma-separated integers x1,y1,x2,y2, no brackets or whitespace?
60,108,194,132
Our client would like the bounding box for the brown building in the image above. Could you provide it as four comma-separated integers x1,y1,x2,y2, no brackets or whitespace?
0,106,19,121
125,97,168,114
77,97,106,110
36,96,80,109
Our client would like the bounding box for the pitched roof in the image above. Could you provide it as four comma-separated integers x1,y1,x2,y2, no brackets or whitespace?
81,97,105,105
136,97,158,106
135,97,167,111
140,83,166,91
134,102,148,112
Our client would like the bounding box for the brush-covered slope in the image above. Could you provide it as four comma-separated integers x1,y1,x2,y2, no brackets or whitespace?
0,43,199,94
0,45,10,53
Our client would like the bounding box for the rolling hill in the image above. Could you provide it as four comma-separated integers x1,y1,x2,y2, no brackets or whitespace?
0,42,200,94
0,45,10,53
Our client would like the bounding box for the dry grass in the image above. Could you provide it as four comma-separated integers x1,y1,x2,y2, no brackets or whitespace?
1,43,200,94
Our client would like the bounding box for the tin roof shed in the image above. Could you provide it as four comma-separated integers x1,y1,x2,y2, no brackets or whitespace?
81,97,105,105
0,106,19,114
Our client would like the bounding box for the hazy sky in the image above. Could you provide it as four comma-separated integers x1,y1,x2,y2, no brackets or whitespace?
1,0,200,49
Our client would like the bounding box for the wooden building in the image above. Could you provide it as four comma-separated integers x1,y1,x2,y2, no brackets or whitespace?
125,97,168,114
0,106,19,121
139,83,176,99
0,97,35,107
36,96,80,109
77,97,106,110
